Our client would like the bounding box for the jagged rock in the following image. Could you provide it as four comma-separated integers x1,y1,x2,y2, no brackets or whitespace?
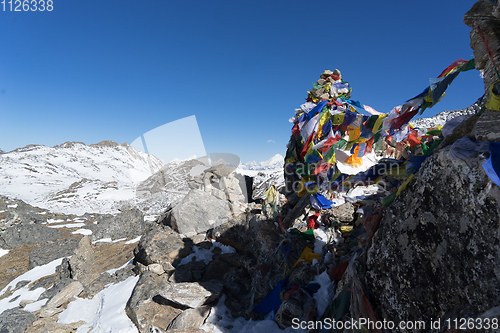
159,281,224,309
90,207,145,241
126,271,181,333
38,278,73,302
80,262,136,299
473,109,500,141
147,263,165,275
159,189,233,236
367,149,500,323
133,224,190,266
220,173,248,203
162,262,175,275
113,262,137,282
56,258,72,280
464,1,500,143
0,308,36,333
38,281,84,318
329,202,355,223
80,272,117,299
136,159,206,197
28,238,80,269
68,236,99,287
167,306,210,330
0,224,60,249
26,318,85,333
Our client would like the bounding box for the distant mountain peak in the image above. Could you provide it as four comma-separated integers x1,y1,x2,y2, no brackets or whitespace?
239,154,284,171
0,140,164,215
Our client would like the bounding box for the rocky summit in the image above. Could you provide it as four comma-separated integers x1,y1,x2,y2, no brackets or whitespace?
1,2,500,333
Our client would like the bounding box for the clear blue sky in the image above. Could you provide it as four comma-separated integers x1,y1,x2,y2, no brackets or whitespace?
0,0,484,163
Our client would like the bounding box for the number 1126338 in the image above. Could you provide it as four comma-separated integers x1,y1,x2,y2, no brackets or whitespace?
2,0,53,12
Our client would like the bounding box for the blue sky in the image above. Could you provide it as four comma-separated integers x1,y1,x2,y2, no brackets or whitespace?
0,0,484,163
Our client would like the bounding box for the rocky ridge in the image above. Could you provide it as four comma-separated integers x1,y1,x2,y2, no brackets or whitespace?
0,141,164,215
411,100,482,129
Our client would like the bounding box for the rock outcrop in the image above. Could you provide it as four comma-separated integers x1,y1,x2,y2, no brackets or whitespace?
367,146,500,323
159,163,249,236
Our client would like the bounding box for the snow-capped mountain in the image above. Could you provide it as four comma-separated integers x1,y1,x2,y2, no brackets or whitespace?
411,102,481,129
238,154,284,172
0,141,164,215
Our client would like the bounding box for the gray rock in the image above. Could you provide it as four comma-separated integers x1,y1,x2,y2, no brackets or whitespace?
68,236,99,287
44,280,83,309
133,224,190,266
90,207,144,241
472,109,500,141
125,271,181,333
159,280,223,309
329,202,355,223
167,306,210,330
38,278,73,302
0,308,36,333
29,275,59,293
136,159,206,197
220,173,248,203
0,196,47,231
81,272,117,299
159,189,233,236
113,262,136,282
56,258,72,280
0,224,61,249
147,263,164,275
28,238,80,269
204,163,237,179
38,281,84,318
162,262,175,275
367,149,500,324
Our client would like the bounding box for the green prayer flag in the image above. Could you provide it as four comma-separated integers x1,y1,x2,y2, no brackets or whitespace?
289,228,315,242
382,191,397,207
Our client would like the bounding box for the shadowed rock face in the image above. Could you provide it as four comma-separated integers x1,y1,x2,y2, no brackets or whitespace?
367,149,500,324
464,1,500,141
365,1,500,327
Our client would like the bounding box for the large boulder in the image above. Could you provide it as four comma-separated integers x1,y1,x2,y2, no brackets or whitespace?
68,236,99,287
366,148,500,323
125,271,181,333
159,189,233,236
0,308,36,333
158,280,223,309
133,224,191,267
39,281,84,318
167,306,210,331
90,207,144,241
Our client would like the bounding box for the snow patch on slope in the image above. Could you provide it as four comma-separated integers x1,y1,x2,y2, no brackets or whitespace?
0,142,163,215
